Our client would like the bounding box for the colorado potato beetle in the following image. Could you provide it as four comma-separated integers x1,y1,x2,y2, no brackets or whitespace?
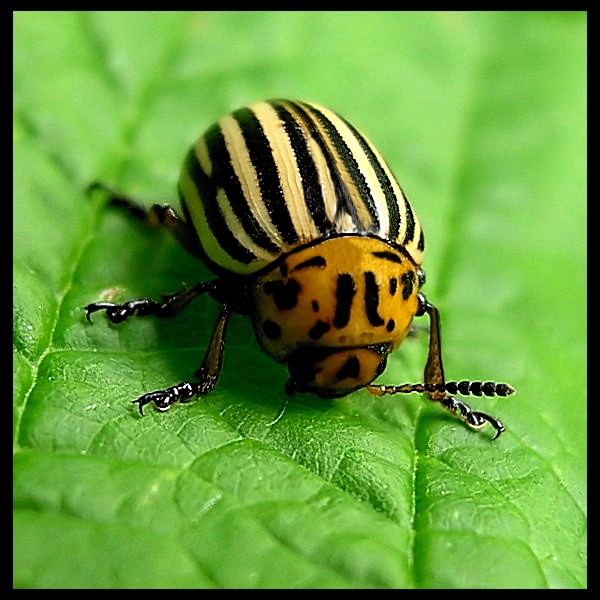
86,99,514,438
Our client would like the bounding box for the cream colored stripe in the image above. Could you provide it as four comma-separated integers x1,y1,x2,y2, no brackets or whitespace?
358,130,423,262
179,168,272,275
307,136,338,226
194,135,212,177
179,168,244,272
250,102,319,243
215,187,274,262
281,101,339,231
363,135,409,243
219,112,280,244
305,103,386,233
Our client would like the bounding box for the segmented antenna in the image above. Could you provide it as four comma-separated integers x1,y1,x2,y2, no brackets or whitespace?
367,381,515,398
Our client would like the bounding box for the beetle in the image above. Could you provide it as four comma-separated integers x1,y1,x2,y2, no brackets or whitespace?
86,99,514,438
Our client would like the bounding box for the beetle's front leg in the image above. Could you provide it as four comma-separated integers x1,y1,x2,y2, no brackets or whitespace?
368,295,511,439
85,281,216,324
132,304,231,414
418,295,507,439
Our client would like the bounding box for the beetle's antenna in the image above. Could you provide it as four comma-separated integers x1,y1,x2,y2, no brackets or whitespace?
366,381,515,398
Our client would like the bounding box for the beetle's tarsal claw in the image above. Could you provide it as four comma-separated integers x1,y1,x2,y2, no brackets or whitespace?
437,393,505,440
132,382,199,415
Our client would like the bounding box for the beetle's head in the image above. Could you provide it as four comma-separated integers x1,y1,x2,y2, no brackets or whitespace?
286,343,392,397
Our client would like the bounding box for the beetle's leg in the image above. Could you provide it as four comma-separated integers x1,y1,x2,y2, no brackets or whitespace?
132,305,231,414
416,295,507,438
85,281,216,324
87,181,203,259
192,303,230,395
417,294,445,389
366,294,512,439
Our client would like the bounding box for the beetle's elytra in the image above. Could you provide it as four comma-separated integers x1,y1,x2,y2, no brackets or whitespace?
86,99,514,438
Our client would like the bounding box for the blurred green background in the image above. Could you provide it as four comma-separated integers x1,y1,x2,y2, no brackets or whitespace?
14,11,586,589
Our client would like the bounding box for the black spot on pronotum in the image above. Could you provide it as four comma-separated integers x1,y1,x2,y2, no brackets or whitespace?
386,319,395,332
336,356,360,380
311,300,319,312
389,277,397,296
308,320,330,340
263,278,301,310
364,271,385,326
372,250,403,264
401,272,414,300
333,273,356,328
293,255,326,271
262,320,281,340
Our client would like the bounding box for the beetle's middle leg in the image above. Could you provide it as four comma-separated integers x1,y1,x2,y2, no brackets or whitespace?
131,304,232,414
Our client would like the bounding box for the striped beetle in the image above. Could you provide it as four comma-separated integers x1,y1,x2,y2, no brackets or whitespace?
86,99,514,438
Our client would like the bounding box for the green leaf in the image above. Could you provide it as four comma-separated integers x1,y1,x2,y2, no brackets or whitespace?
14,11,586,589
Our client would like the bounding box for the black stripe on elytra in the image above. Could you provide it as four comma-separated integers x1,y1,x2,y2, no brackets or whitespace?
233,107,298,246
292,255,326,271
203,124,280,255
289,102,366,234
301,102,380,233
182,148,257,264
333,273,356,328
402,193,416,247
342,117,401,239
364,271,385,326
417,228,425,252
272,102,333,235
371,250,403,264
